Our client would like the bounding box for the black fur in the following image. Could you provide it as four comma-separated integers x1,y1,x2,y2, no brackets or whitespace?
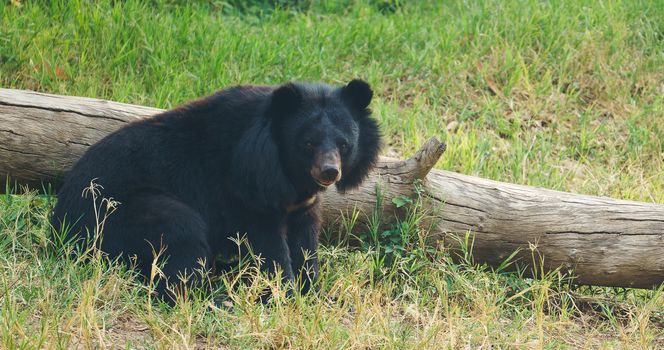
51,80,381,301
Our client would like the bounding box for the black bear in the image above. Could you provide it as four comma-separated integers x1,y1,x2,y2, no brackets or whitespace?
51,79,381,300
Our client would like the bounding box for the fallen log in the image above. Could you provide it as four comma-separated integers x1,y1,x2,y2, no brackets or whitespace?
1,88,663,289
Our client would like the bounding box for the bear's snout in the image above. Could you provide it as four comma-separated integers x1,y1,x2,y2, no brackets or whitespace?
320,165,339,182
312,151,342,187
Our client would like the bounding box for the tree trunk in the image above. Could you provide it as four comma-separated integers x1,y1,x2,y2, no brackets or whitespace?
1,88,663,289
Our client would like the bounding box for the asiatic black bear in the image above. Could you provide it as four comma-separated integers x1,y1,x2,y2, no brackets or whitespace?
51,80,381,300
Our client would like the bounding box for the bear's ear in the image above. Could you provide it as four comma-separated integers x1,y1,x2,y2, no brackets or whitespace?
270,83,303,116
341,79,373,111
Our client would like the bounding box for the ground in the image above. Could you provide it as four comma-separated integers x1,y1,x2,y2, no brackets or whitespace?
1,1,663,348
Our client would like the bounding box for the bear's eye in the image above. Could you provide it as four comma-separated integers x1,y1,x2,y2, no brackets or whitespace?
304,142,314,150
339,142,348,153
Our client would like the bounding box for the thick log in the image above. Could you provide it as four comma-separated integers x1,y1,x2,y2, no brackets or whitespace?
1,88,663,289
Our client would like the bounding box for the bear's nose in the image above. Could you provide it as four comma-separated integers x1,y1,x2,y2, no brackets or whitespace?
320,166,340,182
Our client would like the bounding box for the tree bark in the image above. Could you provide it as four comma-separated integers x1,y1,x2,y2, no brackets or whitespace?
1,88,663,289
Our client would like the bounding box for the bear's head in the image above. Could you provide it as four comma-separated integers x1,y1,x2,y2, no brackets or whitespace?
271,79,381,195
231,80,381,211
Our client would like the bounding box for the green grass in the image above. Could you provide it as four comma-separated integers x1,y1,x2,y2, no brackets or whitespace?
1,0,664,348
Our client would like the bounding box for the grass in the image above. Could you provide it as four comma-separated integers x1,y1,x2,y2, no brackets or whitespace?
1,0,663,348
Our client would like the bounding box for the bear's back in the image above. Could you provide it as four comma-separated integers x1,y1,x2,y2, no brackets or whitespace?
51,85,275,238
